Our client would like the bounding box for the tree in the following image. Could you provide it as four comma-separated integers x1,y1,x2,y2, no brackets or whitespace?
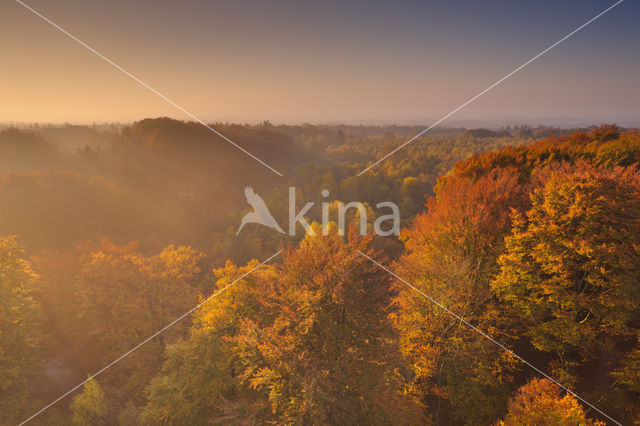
71,378,108,425
235,232,417,424
609,332,640,422
143,231,419,424
34,240,204,415
394,169,527,424
498,378,604,426
492,165,640,380
0,236,41,424
141,257,278,424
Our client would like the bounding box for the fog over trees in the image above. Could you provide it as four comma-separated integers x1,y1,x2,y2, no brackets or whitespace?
1,119,639,424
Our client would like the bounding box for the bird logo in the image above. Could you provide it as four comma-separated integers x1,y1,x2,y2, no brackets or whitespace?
236,186,285,235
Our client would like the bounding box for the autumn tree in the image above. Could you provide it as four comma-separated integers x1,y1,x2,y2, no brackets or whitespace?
498,378,604,425
0,236,42,424
143,232,418,424
610,332,640,421
34,240,204,417
236,232,418,424
71,378,108,425
492,165,640,381
140,258,278,424
394,169,527,424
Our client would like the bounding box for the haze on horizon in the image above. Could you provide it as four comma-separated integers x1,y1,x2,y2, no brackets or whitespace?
1,0,639,125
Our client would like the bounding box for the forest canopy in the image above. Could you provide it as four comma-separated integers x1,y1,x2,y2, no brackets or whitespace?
1,121,639,424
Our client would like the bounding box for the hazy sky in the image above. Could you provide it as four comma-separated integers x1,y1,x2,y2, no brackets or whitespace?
1,0,639,125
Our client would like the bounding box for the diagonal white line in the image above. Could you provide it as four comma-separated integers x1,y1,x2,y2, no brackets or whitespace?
19,250,282,425
357,250,621,426
14,0,284,177
357,0,624,176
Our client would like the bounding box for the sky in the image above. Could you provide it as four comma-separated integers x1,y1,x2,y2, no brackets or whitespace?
1,0,639,125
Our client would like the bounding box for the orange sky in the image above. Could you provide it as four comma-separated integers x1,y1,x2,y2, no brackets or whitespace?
1,0,639,125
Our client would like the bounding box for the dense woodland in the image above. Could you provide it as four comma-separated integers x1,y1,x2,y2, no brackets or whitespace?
1,119,639,424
